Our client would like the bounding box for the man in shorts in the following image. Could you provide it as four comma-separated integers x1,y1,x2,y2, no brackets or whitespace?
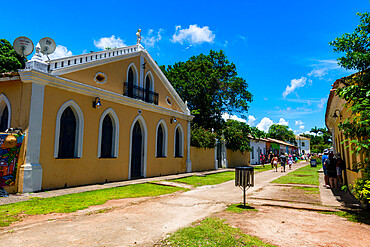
279,153,287,172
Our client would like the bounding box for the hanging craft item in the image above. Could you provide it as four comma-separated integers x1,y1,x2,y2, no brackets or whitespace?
0,133,24,187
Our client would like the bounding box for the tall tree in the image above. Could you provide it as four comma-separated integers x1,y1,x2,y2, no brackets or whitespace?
310,126,320,136
267,124,296,144
330,12,370,175
160,50,253,130
0,39,25,73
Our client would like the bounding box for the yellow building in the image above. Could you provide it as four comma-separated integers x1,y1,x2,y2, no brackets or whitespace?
0,42,193,193
325,77,364,186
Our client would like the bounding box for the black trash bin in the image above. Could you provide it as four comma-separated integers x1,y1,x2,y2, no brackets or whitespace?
310,158,317,167
235,166,254,206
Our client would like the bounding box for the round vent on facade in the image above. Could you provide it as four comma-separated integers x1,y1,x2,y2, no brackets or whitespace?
94,72,107,84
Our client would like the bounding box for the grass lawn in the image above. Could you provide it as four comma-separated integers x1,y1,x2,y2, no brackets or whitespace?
0,183,186,227
292,186,319,194
226,203,258,213
320,210,370,225
171,167,273,187
160,217,275,247
271,164,322,186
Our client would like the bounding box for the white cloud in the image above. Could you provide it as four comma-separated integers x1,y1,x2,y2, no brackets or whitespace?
299,125,305,130
295,120,304,125
247,115,256,126
222,113,246,123
94,35,125,50
278,118,289,126
256,117,274,132
308,67,328,79
171,24,215,45
317,98,326,109
43,45,72,60
282,77,307,98
142,29,163,48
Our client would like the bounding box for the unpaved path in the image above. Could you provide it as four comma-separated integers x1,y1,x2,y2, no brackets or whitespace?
0,162,368,247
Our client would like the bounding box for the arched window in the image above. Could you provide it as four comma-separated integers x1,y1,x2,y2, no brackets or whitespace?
101,115,113,158
58,107,76,158
0,106,8,132
98,108,119,158
54,100,84,158
128,67,134,97
156,120,168,158
145,76,151,103
174,124,183,158
0,94,11,132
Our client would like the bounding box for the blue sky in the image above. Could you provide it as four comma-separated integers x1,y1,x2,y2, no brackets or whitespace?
2,0,369,134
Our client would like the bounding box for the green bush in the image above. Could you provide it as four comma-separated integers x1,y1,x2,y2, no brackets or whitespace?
352,178,370,209
191,124,218,149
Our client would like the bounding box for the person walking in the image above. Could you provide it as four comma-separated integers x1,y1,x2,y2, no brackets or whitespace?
322,149,330,188
288,154,293,169
335,154,344,187
272,155,278,172
279,153,287,172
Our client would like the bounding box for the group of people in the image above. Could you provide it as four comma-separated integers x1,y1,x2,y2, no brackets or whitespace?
268,152,296,172
322,149,344,189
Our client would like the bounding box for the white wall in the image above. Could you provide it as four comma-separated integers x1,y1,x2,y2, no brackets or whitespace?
250,140,266,165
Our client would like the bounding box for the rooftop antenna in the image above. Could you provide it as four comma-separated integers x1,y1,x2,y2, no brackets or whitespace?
13,36,34,59
38,37,56,60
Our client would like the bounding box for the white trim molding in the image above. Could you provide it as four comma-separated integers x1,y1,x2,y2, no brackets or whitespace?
97,108,120,158
54,100,84,158
128,115,148,180
186,120,192,172
127,62,139,87
22,82,45,193
0,93,11,130
144,70,154,91
155,119,168,158
174,123,184,157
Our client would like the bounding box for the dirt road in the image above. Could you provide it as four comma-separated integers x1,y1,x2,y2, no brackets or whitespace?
0,162,368,247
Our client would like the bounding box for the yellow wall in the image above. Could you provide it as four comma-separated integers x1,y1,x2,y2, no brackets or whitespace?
332,104,363,186
39,85,187,189
0,79,32,193
61,55,183,112
190,147,215,171
227,149,250,167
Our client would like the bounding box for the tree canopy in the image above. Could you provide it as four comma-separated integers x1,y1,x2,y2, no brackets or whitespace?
0,39,25,73
301,127,331,153
330,12,370,176
267,124,296,144
160,50,253,130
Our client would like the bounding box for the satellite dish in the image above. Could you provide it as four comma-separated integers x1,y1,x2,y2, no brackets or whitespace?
13,36,34,57
38,37,56,56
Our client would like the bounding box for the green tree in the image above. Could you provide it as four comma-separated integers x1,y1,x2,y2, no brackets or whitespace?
160,50,253,130
222,120,251,153
267,124,296,144
330,12,370,175
310,126,320,136
330,12,370,207
0,39,25,73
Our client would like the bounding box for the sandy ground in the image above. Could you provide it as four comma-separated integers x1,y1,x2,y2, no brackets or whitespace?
0,162,368,247
216,206,370,247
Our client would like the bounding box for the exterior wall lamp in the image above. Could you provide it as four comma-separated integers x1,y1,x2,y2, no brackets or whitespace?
93,97,102,109
170,117,177,124
332,109,342,120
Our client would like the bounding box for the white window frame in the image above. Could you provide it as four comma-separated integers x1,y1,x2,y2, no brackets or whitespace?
127,63,139,87
144,71,155,91
155,119,168,158
97,108,119,158
174,123,184,157
0,94,11,131
54,100,84,158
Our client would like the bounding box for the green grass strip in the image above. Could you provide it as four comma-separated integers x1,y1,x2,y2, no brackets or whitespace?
171,172,235,187
161,217,275,247
0,183,186,227
292,186,319,194
271,164,322,186
226,203,258,213
171,167,273,187
320,210,370,225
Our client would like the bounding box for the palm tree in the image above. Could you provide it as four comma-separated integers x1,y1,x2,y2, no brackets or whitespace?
310,126,320,136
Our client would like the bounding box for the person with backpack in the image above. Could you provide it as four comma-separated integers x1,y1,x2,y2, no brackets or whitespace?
279,153,287,172
322,149,330,188
326,152,338,188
